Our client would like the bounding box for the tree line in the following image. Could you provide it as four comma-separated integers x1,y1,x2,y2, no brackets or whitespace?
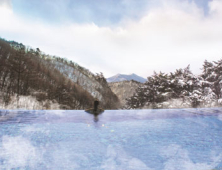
126,61,222,109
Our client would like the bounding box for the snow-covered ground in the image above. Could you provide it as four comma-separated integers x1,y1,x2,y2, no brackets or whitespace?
0,95,60,110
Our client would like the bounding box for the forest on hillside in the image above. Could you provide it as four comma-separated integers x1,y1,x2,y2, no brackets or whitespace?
2,36,221,110
0,38,119,110
126,62,222,109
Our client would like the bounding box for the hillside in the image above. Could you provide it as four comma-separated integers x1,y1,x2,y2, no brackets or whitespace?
0,38,120,110
108,80,142,107
107,73,146,83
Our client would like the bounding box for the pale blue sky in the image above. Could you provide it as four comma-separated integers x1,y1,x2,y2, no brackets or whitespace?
11,0,210,25
1,0,221,78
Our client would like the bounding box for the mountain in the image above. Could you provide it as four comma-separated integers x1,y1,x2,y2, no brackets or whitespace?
0,38,120,110
107,73,146,83
108,80,142,107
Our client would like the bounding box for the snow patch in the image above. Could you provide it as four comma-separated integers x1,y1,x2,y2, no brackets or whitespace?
0,95,60,110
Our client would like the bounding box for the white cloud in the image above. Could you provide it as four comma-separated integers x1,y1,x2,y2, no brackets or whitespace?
1,0,222,78
209,0,222,17
0,0,11,7
0,0,12,20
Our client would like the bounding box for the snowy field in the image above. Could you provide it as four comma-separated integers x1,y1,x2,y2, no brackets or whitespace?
0,108,222,170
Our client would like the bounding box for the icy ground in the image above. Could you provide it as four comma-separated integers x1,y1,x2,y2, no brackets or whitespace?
0,108,222,170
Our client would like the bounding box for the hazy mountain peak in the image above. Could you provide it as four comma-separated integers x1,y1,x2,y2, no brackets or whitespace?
107,73,146,83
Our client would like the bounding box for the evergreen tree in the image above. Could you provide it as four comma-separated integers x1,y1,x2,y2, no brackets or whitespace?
126,65,212,109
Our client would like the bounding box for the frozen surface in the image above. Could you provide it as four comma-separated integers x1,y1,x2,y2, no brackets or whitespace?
1,108,222,170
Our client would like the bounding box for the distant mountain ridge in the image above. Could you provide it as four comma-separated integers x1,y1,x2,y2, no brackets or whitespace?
108,80,142,107
107,73,146,83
